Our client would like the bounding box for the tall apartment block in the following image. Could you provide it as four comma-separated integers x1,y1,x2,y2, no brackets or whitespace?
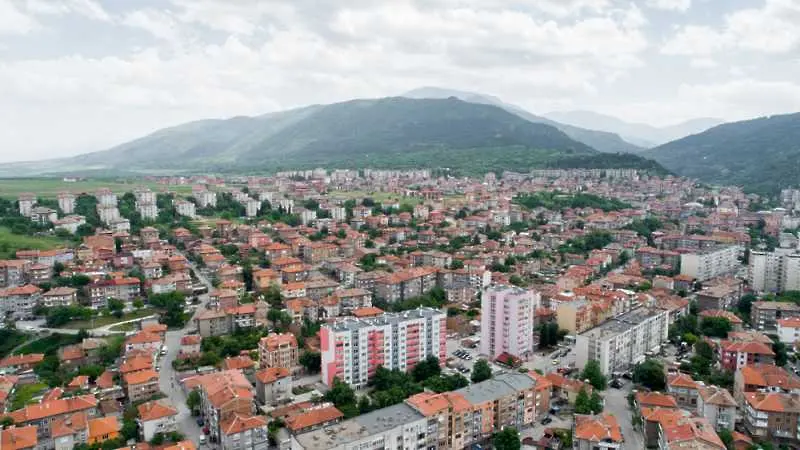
749,249,800,294
680,245,739,281
480,285,538,361
320,308,447,388
57,192,75,214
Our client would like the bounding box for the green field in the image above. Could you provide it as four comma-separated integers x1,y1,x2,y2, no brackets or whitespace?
15,333,82,355
0,178,192,199
10,383,48,410
0,227,70,259
60,308,157,330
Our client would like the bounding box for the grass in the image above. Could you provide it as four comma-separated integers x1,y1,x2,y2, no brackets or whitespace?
0,178,192,199
0,227,70,259
59,308,157,330
10,383,48,411
108,322,136,332
15,333,82,355
0,329,31,359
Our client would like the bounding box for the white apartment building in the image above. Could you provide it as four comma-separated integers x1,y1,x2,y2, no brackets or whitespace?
193,188,217,208
96,189,117,207
137,202,158,220
18,193,36,217
480,285,537,361
749,249,800,294
57,192,75,214
320,308,446,388
246,199,261,217
97,205,120,224
575,307,669,376
174,200,196,218
291,403,429,450
680,245,739,281
777,317,800,345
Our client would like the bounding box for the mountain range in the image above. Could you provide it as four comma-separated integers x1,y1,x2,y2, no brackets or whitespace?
544,110,723,147
0,96,665,177
644,112,800,194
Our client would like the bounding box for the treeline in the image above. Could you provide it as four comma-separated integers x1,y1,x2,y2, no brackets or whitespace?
515,191,632,212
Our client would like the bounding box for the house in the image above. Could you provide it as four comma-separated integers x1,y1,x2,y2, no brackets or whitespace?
545,373,592,404
185,370,255,444
124,369,160,403
572,413,623,450
223,356,257,381
51,412,89,450
0,354,44,372
125,331,162,355
734,363,800,402
258,334,299,369
255,367,292,406
658,416,725,450
0,426,38,450
9,395,99,443
0,375,19,412
87,416,120,445
219,414,269,450
137,399,179,441
180,335,202,356
284,405,344,434
699,309,744,331
777,317,800,345
697,385,737,431
667,373,699,409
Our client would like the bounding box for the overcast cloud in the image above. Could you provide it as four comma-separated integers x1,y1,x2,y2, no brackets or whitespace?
0,0,798,162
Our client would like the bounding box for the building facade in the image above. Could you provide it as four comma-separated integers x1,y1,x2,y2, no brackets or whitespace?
480,285,537,361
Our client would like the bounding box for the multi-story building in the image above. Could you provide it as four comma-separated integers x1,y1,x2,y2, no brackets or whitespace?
751,301,800,332
258,333,299,369
97,205,120,225
245,198,261,218
734,364,800,402
778,317,800,345
9,395,99,443
680,245,739,281
137,399,179,441
193,187,217,208
750,249,800,294
291,403,429,450
320,308,446,388
480,285,537,361
0,259,30,288
185,370,255,445
58,192,75,215
86,277,141,309
96,189,117,207
697,385,737,431
255,367,292,406
18,193,36,217
30,207,57,225
744,392,800,442
719,340,775,371
575,308,669,376
0,284,42,319
174,200,196,218
374,267,438,303
667,373,699,409
124,369,160,403
657,416,726,450
194,304,257,337
220,414,269,450
41,287,78,308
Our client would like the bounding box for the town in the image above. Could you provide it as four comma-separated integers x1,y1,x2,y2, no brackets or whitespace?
0,167,799,450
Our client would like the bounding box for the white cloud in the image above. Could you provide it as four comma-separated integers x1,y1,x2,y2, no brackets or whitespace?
122,9,181,44
646,0,691,12
0,0,38,34
23,0,110,21
662,0,800,55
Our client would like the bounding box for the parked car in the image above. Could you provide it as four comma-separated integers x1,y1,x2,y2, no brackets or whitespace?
541,416,553,425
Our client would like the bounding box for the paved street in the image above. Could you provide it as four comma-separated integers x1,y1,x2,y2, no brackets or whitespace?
604,384,643,450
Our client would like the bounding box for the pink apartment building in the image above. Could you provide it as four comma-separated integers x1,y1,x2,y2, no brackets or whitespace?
481,285,538,361
320,307,447,388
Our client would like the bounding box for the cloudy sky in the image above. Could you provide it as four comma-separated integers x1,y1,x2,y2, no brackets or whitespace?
1,0,799,162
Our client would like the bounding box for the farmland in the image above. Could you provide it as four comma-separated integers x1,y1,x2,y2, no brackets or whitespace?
0,226,69,259
0,178,193,199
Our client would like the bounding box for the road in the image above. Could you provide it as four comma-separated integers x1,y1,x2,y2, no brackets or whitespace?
156,258,213,446
604,384,643,450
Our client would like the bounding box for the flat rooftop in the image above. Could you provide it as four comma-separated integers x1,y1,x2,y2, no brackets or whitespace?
580,307,664,340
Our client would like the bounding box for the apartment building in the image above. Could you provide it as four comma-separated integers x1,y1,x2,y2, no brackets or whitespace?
290,403,429,450
657,416,725,450
575,307,669,375
255,368,292,406
744,392,800,442
749,249,800,294
480,285,537,360
734,364,800,402
0,284,41,319
697,385,737,431
185,370,255,445
320,308,446,388
258,334,299,369
777,317,800,345
0,259,30,288
374,267,438,303
667,373,699,409
194,304,257,337
751,301,800,332
86,277,141,309
137,399,179,441
219,414,269,450
680,245,739,281
124,369,160,403
9,395,99,444
174,200,196,218
719,340,775,371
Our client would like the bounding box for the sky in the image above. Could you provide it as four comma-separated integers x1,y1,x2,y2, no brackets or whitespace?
0,0,799,162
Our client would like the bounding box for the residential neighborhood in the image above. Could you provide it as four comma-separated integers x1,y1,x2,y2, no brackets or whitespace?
0,168,799,450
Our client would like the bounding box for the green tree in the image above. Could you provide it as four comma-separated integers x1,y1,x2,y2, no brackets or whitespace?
580,360,607,391
325,378,356,408
299,352,321,373
633,359,667,391
718,428,734,450
471,359,492,383
773,340,788,367
186,390,201,414
493,427,521,450
700,317,732,338
695,340,715,361
411,356,441,382
575,387,592,414
589,391,604,414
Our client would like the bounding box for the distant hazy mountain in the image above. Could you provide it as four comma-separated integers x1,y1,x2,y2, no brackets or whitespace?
544,110,723,147
644,112,800,193
1,97,667,177
403,87,643,154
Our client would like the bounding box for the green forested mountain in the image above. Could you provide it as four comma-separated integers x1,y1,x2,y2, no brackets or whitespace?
645,113,800,193
2,97,666,176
